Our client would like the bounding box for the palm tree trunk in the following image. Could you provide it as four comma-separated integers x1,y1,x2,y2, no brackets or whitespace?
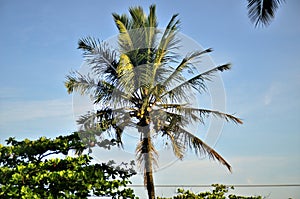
139,123,155,199
144,136,155,199
145,163,155,199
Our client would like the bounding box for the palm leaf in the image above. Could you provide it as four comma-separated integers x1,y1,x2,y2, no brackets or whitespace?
179,127,232,171
112,13,134,52
161,64,231,101
162,48,213,87
160,113,232,171
247,0,285,27
76,108,136,147
160,104,243,124
129,6,146,29
154,14,180,66
77,37,118,82
65,72,127,104
157,104,202,124
163,130,185,160
189,108,243,124
65,72,98,95
146,5,158,49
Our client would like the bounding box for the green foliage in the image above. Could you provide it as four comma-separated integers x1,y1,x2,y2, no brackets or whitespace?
0,133,137,198
157,184,262,199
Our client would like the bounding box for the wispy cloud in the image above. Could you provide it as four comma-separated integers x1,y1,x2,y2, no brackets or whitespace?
263,82,283,105
0,87,24,100
0,98,73,123
0,96,75,141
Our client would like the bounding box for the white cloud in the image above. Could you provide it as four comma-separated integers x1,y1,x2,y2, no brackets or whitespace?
0,87,24,99
0,97,76,142
263,82,283,105
0,98,73,123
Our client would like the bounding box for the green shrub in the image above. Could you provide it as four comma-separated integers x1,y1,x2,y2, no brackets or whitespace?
157,184,262,199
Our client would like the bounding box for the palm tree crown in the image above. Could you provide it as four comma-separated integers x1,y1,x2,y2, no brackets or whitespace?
65,5,242,199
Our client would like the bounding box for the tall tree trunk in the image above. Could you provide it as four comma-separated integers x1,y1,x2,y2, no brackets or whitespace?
139,123,155,199
144,136,155,199
145,162,155,199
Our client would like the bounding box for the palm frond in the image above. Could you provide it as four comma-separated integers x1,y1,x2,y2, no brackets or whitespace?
147,5,158,28
145,5,158,64
162,130,185,160
188,108,243,124
160,111,232,171
113,13,134,52
157,104,202,124
78,37,116,65
129,6,146,29
161,64,231,100
160,104,243,124
164,110,190,129
177,127,231,171
146,5,158,47
78,37,118,82
76,108,136,147
65,71,97,95
116,57,154,96
163,48,213,87
247,0,285,27
117,53,134,77
93,80,115,104
65,72,125,104
154,14,180,66
76,111,114,149
76,109,114,132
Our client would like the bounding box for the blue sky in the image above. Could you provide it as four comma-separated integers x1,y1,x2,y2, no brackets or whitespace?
0,0,299,198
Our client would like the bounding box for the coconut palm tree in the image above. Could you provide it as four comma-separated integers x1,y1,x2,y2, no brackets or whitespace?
247,0,285,27
65,5,242,199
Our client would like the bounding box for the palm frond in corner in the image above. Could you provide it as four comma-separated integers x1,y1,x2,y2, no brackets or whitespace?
247,0,285,27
